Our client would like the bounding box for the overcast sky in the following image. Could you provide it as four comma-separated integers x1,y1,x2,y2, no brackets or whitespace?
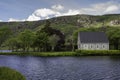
0,0,120,22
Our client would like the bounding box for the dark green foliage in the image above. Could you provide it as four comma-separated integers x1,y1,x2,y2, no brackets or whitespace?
49,34,60,51
5,38,19,51
0,67,26,80
40,21,65,51
18,29,35,52
44,20,51,27
35,31,49,51
106,27,120,50
0,27,12,47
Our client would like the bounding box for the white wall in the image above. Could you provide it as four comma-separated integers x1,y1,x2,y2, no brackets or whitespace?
78,43,109,50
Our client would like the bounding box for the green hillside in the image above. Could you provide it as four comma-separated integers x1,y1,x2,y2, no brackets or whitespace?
0,14,120,36
0,14,120,51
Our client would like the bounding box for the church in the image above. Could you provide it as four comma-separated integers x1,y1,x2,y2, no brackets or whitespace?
77,32,109,50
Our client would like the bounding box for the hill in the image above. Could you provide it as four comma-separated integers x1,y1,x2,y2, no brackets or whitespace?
0,14,120,38
0,14,120,50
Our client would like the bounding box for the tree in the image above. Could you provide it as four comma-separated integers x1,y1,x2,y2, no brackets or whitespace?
35,31,48,52
49,34,59,51
106,27,120,50
18,29,35,52
0,27,12,47
5,38,20,51
65,36,76,51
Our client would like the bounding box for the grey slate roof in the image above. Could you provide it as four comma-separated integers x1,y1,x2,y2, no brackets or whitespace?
78,32,109,43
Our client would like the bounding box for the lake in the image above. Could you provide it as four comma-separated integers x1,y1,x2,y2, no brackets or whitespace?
0,55,120,80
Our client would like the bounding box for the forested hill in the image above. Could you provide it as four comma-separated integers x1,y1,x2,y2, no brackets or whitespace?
0,14,120,36
0,14,120,50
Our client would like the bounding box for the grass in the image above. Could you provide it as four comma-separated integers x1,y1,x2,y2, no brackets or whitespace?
76,50,120,56
0,67,26,80
0,52,76,57
0,50,120,57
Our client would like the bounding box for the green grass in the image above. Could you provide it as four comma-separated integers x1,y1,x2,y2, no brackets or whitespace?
0,50,120,56
0,67,26,80
76,50,120,56
0,52,76,57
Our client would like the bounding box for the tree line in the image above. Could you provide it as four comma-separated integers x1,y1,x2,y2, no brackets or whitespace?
0,23,120,52
4,29,60,52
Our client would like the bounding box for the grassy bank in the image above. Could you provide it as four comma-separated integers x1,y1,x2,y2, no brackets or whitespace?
0,67,26,80
76,50,120,56
0,52,76,57
0,50,120,56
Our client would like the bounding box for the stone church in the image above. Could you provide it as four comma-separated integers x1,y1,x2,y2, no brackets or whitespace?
78,32,109,50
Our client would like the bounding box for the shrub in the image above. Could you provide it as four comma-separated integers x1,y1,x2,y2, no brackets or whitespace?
0,67,26,80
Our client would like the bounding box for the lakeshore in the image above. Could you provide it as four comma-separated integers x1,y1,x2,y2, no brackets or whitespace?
0,50,120,57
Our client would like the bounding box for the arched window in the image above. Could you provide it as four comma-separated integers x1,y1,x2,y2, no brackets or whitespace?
79,44,81,48
91,45,92,48
103,45,105,48
96,45,99,48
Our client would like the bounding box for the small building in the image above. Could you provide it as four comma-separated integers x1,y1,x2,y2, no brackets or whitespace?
78,32,109,50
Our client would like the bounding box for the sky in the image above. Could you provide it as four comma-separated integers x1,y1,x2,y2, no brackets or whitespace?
0,0,120,22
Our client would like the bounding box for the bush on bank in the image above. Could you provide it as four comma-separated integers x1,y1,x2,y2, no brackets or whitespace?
0,67,26,80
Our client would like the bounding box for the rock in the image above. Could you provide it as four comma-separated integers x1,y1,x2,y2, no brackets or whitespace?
110,20,120,25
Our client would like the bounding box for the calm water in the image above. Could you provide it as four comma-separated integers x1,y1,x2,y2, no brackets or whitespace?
0,56,120,80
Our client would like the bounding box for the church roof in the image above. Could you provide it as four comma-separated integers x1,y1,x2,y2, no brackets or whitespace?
78,32,109,43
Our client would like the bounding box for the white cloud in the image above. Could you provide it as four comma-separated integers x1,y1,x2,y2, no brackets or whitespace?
7,1,120,22
51,4,64,11
63,9,82,16
26,6,82,21
34,8,60,17
81,1,120,15
8,18,25,22
26,1,120,21
26,8,61,21
27,14,41,21
0,20,3,22
105,5,119,12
